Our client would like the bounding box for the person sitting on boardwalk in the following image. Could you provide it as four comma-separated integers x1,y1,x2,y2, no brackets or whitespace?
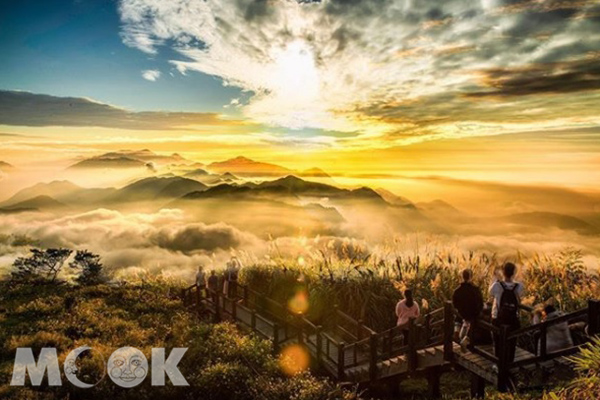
452,268,484,351
396,289,420,344
533,304,574,355
489,262,525,365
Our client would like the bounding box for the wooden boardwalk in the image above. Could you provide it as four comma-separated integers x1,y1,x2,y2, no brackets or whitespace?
182,282,600,398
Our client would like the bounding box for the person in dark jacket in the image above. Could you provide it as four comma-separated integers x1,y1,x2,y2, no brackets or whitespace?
452,269,484,351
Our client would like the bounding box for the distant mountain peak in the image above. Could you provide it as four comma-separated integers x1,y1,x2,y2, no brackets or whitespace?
2,195,67,211
68,149,192,170
207,156,332,180
231,156,252,162
299,167,330,178
208,156,293,177
0,161,15,170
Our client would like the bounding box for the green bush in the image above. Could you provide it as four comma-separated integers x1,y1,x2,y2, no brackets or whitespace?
0,279,360,400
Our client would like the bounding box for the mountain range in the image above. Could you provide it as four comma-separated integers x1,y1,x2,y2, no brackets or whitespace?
66,151,329,180
68,149,191,170
2,171,598,238
206,156,330,178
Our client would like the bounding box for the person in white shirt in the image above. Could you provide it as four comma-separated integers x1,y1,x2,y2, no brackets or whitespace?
488,262,525,367
196,265,206,297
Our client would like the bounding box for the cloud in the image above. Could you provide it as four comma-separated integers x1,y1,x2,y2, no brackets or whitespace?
0,90,243,130
0,209,267,278
117,0,600,143
142,69,161,81
468,58,600,97
153,223,262,253
1,206,599,279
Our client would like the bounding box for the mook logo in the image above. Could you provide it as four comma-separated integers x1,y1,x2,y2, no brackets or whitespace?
11,346,188,388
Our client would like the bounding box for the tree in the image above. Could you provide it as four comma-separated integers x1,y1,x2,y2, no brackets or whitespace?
69,250,105,285
11,248,73,284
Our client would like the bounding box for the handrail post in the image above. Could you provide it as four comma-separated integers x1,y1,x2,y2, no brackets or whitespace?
425,313,432,343
357,319,363,341
316,326,323,364
251,309,257,331
214,290,221,322
196,285,203,314
333,304,339,337
297,315,304,344
258,292,265,312
540,324,547,358
443,301,454,362
497,325,510,392
231,297,237,320
273,323,280,354
243,286,249,306
408,318,417,374
338,342,345,381
369,333,377,382
589,300,600,336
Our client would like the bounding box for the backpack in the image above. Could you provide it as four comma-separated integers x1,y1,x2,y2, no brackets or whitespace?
497,282,520,324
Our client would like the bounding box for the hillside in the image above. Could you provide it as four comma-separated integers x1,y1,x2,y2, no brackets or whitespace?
0,195,67,212
107,176,207,202
183,175,386,204
498,211,600,236
207,156,330,179
68,156,147,169
0,180,82,206
0,181,117,207
0,161,15,172
68,149,190,170
0,280,352,400
207,156,294,177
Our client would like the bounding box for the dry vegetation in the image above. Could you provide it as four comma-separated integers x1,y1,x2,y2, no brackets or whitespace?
1,244,599,399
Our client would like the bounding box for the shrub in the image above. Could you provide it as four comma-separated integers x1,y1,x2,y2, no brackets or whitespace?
69,250,106,286
11,248,72,284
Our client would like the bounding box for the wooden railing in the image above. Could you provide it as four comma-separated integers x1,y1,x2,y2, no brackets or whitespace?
183,280,600,388
467,299,600,391
183,281,458,380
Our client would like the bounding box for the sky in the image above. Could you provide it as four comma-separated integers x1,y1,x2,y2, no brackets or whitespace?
1,0,600,189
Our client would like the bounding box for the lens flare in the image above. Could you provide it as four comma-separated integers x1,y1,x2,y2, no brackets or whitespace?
288,290,309,315
279,344,310,376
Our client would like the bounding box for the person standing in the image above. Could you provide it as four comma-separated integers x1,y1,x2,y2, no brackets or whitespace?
196,265,206,292
452,269,484,351
207,270,219,294
489,262,525,366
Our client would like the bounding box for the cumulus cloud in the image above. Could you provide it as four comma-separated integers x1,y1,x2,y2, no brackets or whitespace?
142,69,161,81
468,58,600,97
118,0,600,143
0,90,243,130
0,204,598,278
0,209,266,279
153,223,263,253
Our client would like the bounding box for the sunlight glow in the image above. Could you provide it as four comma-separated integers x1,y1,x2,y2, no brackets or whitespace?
279,344,310,376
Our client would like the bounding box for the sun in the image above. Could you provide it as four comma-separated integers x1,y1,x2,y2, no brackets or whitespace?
271,40,320,104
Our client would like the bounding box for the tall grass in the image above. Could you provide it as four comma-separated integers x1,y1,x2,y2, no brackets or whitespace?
240,245,599,331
